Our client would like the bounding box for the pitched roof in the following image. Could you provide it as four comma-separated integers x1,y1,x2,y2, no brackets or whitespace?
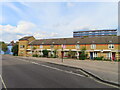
29,36,120,45
19,36,33,40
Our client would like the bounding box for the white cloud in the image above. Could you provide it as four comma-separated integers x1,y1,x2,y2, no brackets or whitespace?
16,21,36,33
1,21,62,42
1,21,36,34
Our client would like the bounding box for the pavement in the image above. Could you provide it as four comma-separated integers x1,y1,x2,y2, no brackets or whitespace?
1,55,116,88
16,56,119,86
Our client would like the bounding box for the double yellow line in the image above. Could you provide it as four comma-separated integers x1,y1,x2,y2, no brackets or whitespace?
0,75,7,90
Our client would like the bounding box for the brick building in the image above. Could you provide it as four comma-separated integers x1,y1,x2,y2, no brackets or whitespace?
18,36,120,60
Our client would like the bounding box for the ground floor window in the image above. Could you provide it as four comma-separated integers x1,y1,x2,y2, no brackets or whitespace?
64,52,68,57
20,51,23,54
107,52,111,59
90,52,97,60
93,52,97,58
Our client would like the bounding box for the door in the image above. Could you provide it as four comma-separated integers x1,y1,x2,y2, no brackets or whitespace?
90,52,93,60
61,51,64,58
112,52,116,60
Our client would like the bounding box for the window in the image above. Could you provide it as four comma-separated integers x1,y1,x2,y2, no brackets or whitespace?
30,45,33,49
76,44,80,49
20,51,23,54
107,53,111,59
20,45,25,48
64,52,68,57
91,44,96,49
40,45,43,48
108,44,114,49
93,52,97,57
50,45,54,49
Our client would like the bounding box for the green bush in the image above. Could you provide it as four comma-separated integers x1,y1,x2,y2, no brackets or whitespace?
54,55,58,58
11,44,18,56
49,54,58,58
42,50,49,57
79,47,87,60
103,58,111,61
39,55,43,57
94,56,104,60
50,54,54,58
32,54,38,57
79,53,86,60
114,59,120,62
13,54,18,56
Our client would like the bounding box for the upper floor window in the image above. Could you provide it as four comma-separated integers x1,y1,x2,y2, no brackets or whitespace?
30,45,32,48
40,45,43,48
20,45,25,48
91,44,96,49
20,51,23,54
50,45,54,49
75,44,80,49
108,44,114,49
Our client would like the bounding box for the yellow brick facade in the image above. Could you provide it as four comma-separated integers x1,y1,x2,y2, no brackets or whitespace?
18,36,35,56
18,36,120,60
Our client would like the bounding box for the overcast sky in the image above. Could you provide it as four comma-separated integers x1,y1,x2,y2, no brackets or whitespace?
0,1,118,43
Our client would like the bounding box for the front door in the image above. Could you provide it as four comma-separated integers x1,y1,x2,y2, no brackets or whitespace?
61,51,64,58
90,52,93,60
112,52,116,60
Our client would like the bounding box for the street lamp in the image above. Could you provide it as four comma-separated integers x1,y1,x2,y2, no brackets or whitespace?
76,41,80,59
40,42,44,56
31,43,34,56
61,44,66,62
51,42,54,57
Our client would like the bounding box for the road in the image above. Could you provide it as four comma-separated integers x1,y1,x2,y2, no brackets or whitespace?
1,55,117,88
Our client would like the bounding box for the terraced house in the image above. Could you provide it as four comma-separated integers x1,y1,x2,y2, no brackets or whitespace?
18,36,120,60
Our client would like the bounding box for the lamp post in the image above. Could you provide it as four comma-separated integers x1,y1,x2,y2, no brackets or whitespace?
40,42,44,56
61,44,64,62
31,43,34,56
76,41,80,59
51,42,54,57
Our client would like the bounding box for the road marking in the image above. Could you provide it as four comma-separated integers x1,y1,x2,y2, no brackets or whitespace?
0,75,7,90
18,59,86,77
17,58,119,88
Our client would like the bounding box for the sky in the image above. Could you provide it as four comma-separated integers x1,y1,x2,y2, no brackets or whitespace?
0,1,118,43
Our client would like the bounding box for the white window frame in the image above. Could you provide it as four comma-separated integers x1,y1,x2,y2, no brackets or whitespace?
93,52,97,58
75,44,80,49
30,45,33,49
20,51,23,54
91,44,96,49
107,52,111,59
108,44,114,49
40,45,43,48
20,45,24,48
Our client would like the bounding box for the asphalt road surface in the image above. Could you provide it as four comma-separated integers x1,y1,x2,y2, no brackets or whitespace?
1,55,117,88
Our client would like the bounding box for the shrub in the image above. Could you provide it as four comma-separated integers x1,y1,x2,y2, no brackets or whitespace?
50,53,54,58
53,55,58,58
11,44,18,56
42,50,49,57
49,54,58,58
103,58,111,61
39,55,43,57
32,54,38,57
79,53,86,60
94,56,104,60
79,47,87,60
114,59,120,62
